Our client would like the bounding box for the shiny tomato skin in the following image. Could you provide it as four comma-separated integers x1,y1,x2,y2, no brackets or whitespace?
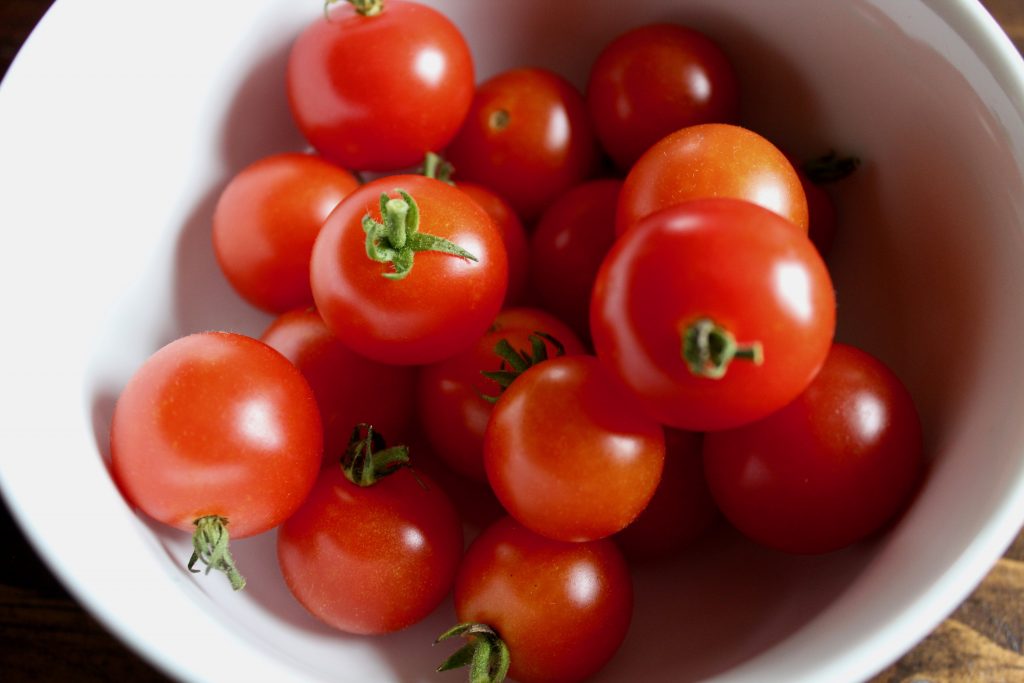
616,123,808,236
110,332,322,538
309,174,508,365
587,23,740,169
286,0,474,171
212,153,359,314
416,307,587,482
614,428,719,561
444,67,600,222
277,464,463,634
454,516,633,683
702,343,924,554
527,178,622,341
458,182,530,306
591,198,835,431
260,308,417,460
484,355,665,542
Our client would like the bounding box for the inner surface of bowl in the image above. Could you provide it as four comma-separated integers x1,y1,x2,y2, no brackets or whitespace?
3,0,1024,682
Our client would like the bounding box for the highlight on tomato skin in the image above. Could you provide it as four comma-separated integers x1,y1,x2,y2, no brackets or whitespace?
702,343,925,555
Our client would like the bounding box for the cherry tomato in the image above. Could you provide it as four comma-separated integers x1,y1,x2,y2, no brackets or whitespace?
443,516,633,683
484,355,664,542
702,343,924,554
591,198,835,431
787,151,860,257
614,428,719,561
110,332,323,588
587,23,740,169
615,123,808,236
527,179,622,342
416,307,586,481
212,152,359,314
444,67,600,222
458,181,530,306
277,428,463,634
310,174,508,365
260,307,417,460
286,0,475,171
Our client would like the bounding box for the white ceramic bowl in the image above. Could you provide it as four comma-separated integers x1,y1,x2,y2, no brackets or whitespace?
3,1,1024,681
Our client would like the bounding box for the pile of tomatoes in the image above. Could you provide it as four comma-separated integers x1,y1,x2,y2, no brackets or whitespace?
108,2,926,682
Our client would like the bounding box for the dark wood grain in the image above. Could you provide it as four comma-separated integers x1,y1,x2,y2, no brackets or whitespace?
2,1,1024,682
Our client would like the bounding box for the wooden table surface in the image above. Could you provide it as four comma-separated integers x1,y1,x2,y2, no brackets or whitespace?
3,1,1024,681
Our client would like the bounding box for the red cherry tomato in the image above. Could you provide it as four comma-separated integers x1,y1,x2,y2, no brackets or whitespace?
444,67,600,222
260,307,417,459
591,198,835,431
277,432,463,634
587,23,740,169
212,152,358,313
616,123,808,236
702,343,924,554
484,355,665,542
527,178,622,342
416,307,586,481
310,174,508,365
614,428,719,561
445,516,633,683
287,0,475,171
110,332,323,588
458,181,530,306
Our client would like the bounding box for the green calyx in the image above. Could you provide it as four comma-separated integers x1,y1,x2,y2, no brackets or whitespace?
324,0,384,18
341,423,410,487
363,190,478,280
801,150,860,184
480,331,565,403
682,317,763,380
436,623,511,683
188,515,246,591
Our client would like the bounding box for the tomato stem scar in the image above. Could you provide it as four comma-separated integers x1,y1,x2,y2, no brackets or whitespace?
682,317,763,379
362,189,478,280
188,515,246,591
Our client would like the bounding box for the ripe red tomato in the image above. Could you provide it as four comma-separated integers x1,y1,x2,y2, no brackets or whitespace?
458,181,530,306
212,152,359,314
259,307,417,460
614,429,719,561
527,178,622,341
110,332,323,589
587,23,740,169
309,174,508,365
444,67,600,222
484,355,664,542
591,198,835,431
702,343,924,554
286,0,474,172
277,428,463,633
442,516,633,683
616,123,808,236
416,307,586,481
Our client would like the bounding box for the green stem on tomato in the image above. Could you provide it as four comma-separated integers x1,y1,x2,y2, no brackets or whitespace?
480,331,565,403
421,151,455,185
435,622,511,683
341,423,410,487
681,317,763,380
362,190,477,280
188,515,246,591
801,150,860,184
324,0,384,18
